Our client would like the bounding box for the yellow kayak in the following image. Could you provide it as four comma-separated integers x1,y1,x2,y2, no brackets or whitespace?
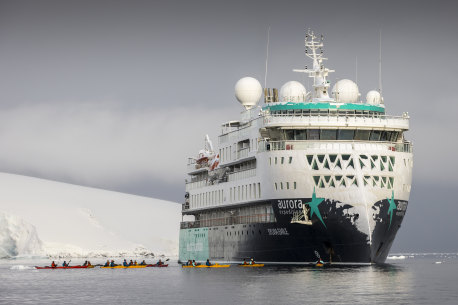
100,265,147,269
239,264,264,267
182,264,230,268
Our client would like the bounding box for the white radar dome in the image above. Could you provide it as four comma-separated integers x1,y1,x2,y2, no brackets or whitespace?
366,90,382,105
235,77,262,109
279,81,307,102
332,79,360,103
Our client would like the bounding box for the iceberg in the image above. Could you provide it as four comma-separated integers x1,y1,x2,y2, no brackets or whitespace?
0,211,43,258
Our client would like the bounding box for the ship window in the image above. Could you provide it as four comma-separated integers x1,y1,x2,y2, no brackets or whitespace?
390,156,395,166
324,176,331,183
280,182,283,190
354,130,371,141
389,177,394,188
285,130,295,140
380,131,390,141
312,159,319,170
359,159,365,169
323,159,330,169
347,159,354,169
306,155,314,166
274,183,277,190
313,176,320,186
320,129,337,140
342,154,351,161
319,179,325,188
317,155,325,163
286,182,289,189
281,157,284,164
329,154,337,163
289,156,293,164
258,183,261,198
295,130,307,140
338,129,355,140
307,129,320,140
335,175,343,182
390,132,399,142
370,130,381,141
269,157,271,166
335,159,342,169
275,157,278,164
294,182,297,189
329,178,335,187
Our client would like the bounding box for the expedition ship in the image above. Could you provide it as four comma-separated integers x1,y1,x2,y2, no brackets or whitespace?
179,30,413,264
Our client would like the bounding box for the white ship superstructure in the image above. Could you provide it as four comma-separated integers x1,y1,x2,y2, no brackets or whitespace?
180,30,413,264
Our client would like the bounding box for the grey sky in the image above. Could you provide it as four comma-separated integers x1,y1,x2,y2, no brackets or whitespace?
0,0,457,252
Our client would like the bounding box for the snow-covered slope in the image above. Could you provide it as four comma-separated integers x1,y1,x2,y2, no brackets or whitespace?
0,173,180,258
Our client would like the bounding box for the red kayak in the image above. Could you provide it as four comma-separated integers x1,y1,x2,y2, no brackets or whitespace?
146,264,168,268
35,265,94,269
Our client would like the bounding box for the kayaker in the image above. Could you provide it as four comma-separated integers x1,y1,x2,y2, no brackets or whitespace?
110,260,116,267
242,259,248,265
129,260,134,266
249,258,255,265
51,261,57,268
87,261,92,267
205,259,212,266
186,260,192,266
62,261,68,267
123,259,128,267
156,259,163,266
140,260,146,266
82,261,88,267
192,260,197,266
104,260,110,267
133,260,138,266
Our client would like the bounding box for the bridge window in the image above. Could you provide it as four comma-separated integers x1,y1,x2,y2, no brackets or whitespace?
338,129,355,140
307,129,320,140
354,130,371,140
320,129,337,140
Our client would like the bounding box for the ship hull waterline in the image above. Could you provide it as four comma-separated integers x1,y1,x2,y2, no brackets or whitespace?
179,197,408,265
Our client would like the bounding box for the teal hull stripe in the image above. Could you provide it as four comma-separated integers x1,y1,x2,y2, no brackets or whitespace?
179,228,209,262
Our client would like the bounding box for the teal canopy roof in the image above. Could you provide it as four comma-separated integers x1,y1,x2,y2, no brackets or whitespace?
263,102,385,113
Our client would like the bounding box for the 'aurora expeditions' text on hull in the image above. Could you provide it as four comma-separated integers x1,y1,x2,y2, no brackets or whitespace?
179,30,413,264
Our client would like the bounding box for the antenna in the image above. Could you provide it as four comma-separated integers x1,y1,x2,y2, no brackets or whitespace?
379,30,382,95
264,26,271,89
356,56,358,84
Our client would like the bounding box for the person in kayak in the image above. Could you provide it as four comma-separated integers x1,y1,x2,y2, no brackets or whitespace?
133,260,138,266
129,260,134,266
62,261,69,267
82,261,88,267
205,259,212,266
192,260,197,266
249,258,255,265
87,261,92,267
104,260,110,267
186,260,192,266
139,260,146,266
242,259,248,265
51,261,57,268
156,259,163,266
123,259,128,267
110,260,116,267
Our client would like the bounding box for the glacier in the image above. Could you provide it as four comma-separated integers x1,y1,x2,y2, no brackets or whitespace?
0,172,181,258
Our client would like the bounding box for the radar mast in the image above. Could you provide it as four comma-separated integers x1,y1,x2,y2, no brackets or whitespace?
293,29,334,102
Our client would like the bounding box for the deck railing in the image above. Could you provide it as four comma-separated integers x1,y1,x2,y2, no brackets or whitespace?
258,140,413,153
180,213,275,229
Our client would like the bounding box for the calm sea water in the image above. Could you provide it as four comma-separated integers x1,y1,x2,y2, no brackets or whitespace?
1,254,457,305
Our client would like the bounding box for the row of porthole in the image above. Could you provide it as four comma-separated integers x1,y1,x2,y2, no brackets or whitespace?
226,230,262,237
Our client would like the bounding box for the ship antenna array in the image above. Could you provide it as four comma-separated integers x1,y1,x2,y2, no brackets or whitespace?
293,29,334,102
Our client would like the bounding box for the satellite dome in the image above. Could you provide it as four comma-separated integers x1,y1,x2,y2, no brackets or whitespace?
366,90,382,105
331,79,360,103
279,81,307,103
235,77,262,109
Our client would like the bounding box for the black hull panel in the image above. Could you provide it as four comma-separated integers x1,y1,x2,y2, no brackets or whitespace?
179,197,408,264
